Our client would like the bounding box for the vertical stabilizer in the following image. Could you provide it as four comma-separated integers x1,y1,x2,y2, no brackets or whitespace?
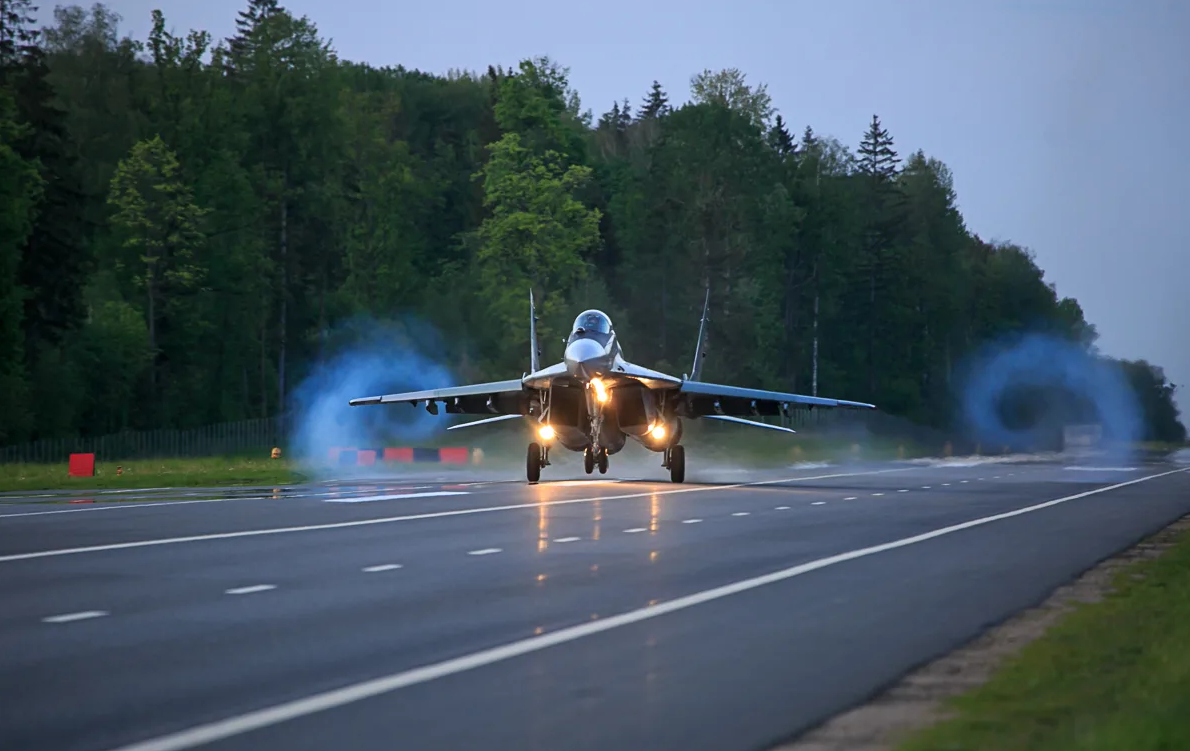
529,288,541,373
689,287,710,381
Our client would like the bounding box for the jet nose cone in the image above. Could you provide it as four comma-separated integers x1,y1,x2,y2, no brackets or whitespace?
565,338,607,379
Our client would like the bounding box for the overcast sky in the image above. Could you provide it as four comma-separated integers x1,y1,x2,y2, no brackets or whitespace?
59,0,1190,416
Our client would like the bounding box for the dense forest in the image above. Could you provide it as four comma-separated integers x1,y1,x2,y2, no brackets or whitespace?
0,0,1184,448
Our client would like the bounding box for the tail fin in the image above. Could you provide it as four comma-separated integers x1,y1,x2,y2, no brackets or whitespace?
689,287,710,381
529,288,541,373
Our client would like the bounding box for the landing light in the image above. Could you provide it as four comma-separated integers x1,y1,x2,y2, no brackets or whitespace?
538,424,556,441
590,377,609,403
650,424,666,440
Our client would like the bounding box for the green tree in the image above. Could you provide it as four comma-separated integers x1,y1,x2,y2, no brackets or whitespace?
689,67,774,130
475,132,601,373
0,88,42,442
107,135,207,408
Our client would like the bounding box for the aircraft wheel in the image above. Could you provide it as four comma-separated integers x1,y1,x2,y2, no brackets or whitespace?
669,444,685,483
583,447,595,475
597,448,608,475
527,443,542,483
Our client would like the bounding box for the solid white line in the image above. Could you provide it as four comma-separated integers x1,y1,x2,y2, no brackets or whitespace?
99,466,1190,751
0,468,910,563
553,537,581,543
43,610,108,624
324,491,468,504
225,585,275,595
623,527,647,533
467,548,501,556
682,519,702,524
731,512,750,517
362,564,403,573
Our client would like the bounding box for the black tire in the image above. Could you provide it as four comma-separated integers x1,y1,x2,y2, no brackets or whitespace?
584,448,595,474
597,449,608,475
527,443,542,483
669,444,685,483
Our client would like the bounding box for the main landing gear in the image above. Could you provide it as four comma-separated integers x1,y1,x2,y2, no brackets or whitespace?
663,444,685,483
582,446,609,475
527,442,550,483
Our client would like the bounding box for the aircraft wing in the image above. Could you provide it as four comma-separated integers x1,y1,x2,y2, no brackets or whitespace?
679,380,876,418
349,379,528,415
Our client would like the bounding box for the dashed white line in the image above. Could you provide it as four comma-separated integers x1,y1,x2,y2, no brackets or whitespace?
553,537,581,543
775,506,791,510
811,501,826,506
43,610,107,624
225,585,275,595
922,486,931,489
960,480,969,484
942,483,951,486
682,519,703,524
467,548,502,556
99,466,1189,751
623,527,647,534
731,512,750,517
872,493,884,497
897,489,909,493
362,564,403,573
843,497,857,501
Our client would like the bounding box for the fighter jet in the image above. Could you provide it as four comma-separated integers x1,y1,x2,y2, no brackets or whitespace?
349,290,876,483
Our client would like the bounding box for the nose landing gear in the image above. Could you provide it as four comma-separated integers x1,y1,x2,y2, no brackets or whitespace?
663,444,685,483
527,442,550,483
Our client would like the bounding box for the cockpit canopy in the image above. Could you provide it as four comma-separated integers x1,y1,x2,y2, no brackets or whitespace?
572,310,612,336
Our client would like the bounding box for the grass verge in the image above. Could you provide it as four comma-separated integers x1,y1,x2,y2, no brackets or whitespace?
0,456,305,492
890,516,1190,751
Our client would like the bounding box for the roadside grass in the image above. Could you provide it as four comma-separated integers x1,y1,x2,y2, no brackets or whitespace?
0,456,304,492
893,519,1190,751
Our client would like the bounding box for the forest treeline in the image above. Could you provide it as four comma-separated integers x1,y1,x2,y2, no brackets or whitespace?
0,0,1184,446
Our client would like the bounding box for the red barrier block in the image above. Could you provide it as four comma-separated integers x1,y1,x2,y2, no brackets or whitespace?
383,447,413,463
357,449,377,467
68,453,95,477
439,447,469,464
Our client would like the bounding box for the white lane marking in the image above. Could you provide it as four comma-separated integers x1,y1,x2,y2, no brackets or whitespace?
324,491,468,504
1065,467,1138,472
993,476,1001,479
548,480,624,487
102,465,1190,751
0,468,912,563
467,548,502,556
811,502,826,506
362,564,402,573
43,610,107,624
942,483,952,486
872,493,884,497
960,480,969,484
897,489,909,493
844,497,858,501
977,478,985,481
922,486,931,489
731,512,750,517
225,585,275,595
623,527,647,533
775,506,791,510
682,519,702,524
553,537,581,543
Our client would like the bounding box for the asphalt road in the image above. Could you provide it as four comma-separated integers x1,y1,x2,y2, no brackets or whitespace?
2,453,1189,751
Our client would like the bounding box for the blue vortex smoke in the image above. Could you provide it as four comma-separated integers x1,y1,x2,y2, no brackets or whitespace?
958,332,1142,455
287,318,458,465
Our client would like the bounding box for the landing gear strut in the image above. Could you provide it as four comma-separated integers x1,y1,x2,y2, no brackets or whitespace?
663,444,685,483
527,442,550,483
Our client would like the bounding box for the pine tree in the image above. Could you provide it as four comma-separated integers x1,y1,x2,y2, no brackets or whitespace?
640,80,669,119
0,0,38,72
768,113,795,157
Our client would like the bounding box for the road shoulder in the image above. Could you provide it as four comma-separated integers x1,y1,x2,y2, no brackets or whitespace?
776,506,1190,751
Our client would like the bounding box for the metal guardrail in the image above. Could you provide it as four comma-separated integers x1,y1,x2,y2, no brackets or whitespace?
0,418,284,464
